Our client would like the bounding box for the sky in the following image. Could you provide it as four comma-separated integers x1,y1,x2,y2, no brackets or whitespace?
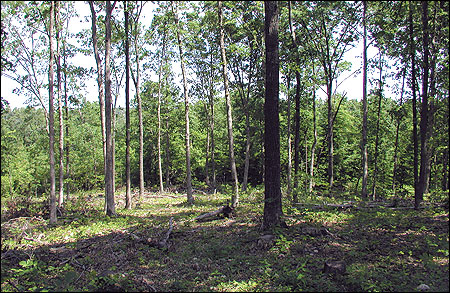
1,2,386,110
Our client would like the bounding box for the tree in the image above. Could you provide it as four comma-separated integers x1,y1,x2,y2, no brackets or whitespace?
48,1,57,224
417,0,431,207
55,1,64,208
361,0,369,200
104,0,116,216
124,0,131,209
262,1,284,231
171,1,193,204
218,1,239,208
129,1,145,200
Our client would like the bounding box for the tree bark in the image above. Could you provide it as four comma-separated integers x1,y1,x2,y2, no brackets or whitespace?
286,72,292,195
409,1,420,209
218,1,239,207
130,5,145,199
125,1,131,209
262,1,284,230
104,0,115,216
361,0,369,200
172,1,193,204
392,69,406,196
371,52,383,200
309,66,317,193
417,0,430,205
48,1,57,225
208,52,216,190
89,1,106,176
157,22,167,194
293,71,301,202
55,1,64,208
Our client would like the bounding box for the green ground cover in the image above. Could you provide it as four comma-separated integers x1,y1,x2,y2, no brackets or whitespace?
1,188,448,292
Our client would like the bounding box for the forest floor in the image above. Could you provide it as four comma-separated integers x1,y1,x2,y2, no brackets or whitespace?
1,187,449,292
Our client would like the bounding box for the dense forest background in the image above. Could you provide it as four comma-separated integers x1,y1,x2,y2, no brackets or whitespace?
1,1,449,213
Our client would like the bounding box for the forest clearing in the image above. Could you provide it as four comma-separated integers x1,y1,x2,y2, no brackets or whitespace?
1,188,448,292
1,0,449,291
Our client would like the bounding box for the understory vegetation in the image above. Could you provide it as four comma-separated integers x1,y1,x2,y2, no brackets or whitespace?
1,188,448,292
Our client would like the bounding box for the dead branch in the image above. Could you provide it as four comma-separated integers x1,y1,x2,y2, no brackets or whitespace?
129,217,174,249
195,204,233,222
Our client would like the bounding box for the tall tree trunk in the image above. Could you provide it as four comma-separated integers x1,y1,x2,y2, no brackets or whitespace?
309,66,317,193
124,2,131,209
165,90,171,188
130,10,145,200
172,2,193,204
417,0,430,205
208,53,216,190
293,71,301,202
361,0,369,200
262,1,283,230
55,1,64,208
104,0,115,216
286,72,292,195
371,52,383,200
392,68,406,196
409,0,420,208
289,1,300,201
157,24,167,194
48,1,57,225
241,35,255,193
89,1,106,176
218,1,239,207
326,77,334,191
204,102,210,187
63,34,70,202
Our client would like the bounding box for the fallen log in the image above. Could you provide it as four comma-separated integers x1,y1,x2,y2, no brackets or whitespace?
195,204,233,222
129,217,174,249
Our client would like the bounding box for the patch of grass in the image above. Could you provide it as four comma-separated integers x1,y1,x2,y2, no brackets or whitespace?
1,188,448,292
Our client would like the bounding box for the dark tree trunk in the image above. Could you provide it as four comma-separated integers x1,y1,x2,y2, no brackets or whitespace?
293,71,301,202
262,1,284,230
410,1,419,208
417,0,430,206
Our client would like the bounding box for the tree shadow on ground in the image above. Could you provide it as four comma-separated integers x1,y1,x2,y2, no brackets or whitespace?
2,194,448,292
